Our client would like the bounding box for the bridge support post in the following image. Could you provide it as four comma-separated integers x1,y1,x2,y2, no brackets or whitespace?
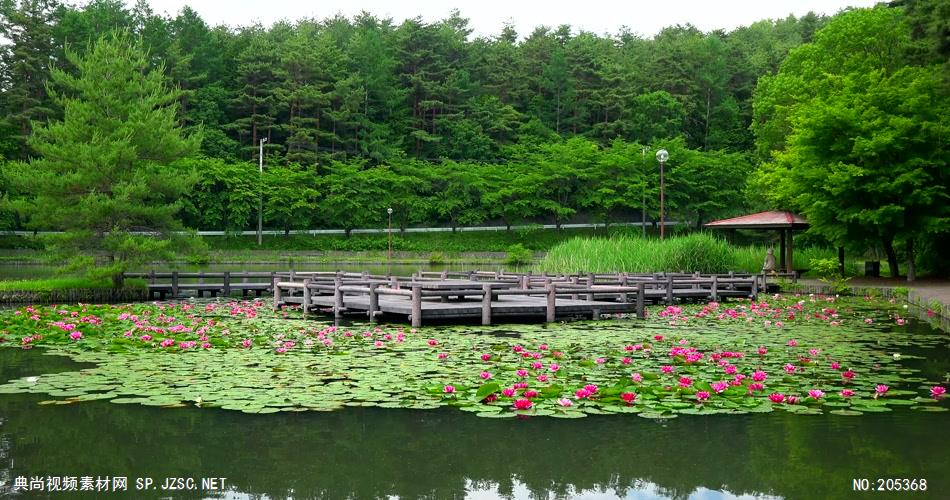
411,285,422,328
546,283,557,323
482,283,492,326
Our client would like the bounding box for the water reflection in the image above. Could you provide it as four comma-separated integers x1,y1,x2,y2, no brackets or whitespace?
0,350,947,500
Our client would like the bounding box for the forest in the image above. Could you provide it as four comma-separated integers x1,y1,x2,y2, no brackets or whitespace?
0,0,947,276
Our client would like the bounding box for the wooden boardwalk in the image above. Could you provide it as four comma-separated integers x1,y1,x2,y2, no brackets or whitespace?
272,271,762,326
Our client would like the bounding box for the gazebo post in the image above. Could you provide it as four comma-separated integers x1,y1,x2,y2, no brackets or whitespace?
786,230,794,274
779,230,787,272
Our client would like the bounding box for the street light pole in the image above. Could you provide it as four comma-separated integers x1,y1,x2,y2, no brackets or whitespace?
387,207,393,261
641,146,649,238
257,137,267,246
656,149,669,240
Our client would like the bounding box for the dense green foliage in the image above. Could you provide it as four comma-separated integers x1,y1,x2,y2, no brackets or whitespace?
751,4,949,279
0,1,946,277
0,0,824,233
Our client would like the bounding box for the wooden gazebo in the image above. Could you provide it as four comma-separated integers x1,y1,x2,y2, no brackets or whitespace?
705,211,809,273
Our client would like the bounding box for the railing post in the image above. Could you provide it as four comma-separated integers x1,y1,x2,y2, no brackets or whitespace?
171,271,179,298
636,283,645,319
711,275,719,302
390,276,399,290
570,276,579,300
302,278,312,319
411,285,422,328
273,278,282,310
481,283,492,326
368,283,379,322
546,282,557,323
333,276,343,318
148,269,156,284
666,275,674,305
223,271,231,297
751,275,759,301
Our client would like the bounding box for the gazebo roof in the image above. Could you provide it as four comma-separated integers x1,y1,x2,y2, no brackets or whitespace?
704,210,809,230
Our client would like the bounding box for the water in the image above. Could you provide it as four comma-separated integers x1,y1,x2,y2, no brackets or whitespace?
1,349,947,499
0,262,521,281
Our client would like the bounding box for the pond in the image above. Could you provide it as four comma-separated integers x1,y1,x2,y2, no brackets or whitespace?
0,296,948,498
0,262,517,281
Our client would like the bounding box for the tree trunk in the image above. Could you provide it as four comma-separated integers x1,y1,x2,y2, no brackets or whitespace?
838,246,845,277
906,238,915,282
882,237,900,278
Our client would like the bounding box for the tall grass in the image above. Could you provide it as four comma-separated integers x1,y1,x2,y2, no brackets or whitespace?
538,233,843,274
0,278,147,292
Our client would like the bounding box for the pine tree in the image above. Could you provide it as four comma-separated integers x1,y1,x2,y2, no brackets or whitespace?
7,31,201,286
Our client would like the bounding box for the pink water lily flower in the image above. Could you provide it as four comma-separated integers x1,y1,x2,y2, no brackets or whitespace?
661,365,674,374
931,386,946,399
631,373,643,383
787,339,798,347
711,381,729,393
595,357,606,364
620,392,637,403
584,384,599,394
513,399,533,410
752,370,767,382
536,374,549,382
241,339,252,348
516,369,529,378
524,390,539,398
427,339,438,346
783,364,796,374
69,331,82,340
840,389,855,397
875,384,889,395
842,370,855,380
437,352,448,359
768,393,786,403
757,346,768,356
480,353,491,361
621,357,632,365
808,389,824,399
696,391,710,401
678,376,693,388
443,385,456,394
501,387,516,397
549,363,560,372
479,371,492,380
558,398,573,407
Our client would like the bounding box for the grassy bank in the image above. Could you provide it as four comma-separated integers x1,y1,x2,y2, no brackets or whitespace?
538,234,861,275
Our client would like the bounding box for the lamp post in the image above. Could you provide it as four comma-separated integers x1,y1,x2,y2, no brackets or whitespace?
641,146,649,237
656,149,668,240
387,207,393,261
257,137,267,246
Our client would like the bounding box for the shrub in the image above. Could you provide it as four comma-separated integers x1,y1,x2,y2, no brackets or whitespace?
505,244,534,265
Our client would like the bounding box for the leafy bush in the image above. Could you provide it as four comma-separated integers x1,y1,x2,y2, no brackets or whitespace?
810,258,851,295
428,252,446,265
504,244,534,265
